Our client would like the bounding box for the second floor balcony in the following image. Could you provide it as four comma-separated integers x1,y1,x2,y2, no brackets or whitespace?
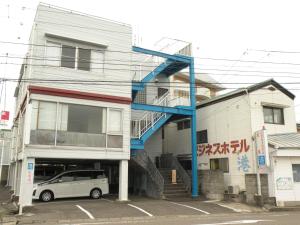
29,100,124,149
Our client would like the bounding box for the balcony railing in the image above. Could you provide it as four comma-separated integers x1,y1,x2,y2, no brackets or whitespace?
30,130,121,148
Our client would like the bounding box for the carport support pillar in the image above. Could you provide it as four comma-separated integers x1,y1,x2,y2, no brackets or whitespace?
118,160,128,201
18,157,35,214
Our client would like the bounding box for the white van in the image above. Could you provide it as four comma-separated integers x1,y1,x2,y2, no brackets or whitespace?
33,170,109,202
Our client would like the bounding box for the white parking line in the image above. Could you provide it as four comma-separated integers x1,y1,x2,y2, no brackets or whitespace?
216,203,250,213
203,200,220,203
127,203,153,217
170,202,210,215
193,219,272,225
76,205,95,219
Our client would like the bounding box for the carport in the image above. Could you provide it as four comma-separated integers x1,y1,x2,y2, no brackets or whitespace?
34,158,120,194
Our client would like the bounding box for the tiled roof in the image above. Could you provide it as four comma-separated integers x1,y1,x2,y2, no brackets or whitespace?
268,133,300,149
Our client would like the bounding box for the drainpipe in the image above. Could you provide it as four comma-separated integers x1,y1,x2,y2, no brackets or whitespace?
246,89,262,203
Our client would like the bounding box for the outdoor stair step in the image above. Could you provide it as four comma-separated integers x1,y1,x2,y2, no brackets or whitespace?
163,193,190,198
164,184,185,189
164,181,184,185
164,189,187,194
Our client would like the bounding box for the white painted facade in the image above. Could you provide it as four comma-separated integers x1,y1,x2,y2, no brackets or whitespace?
9,4,133,209
164,80,300,205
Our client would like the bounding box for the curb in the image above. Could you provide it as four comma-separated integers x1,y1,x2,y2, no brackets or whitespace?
266,206,300,212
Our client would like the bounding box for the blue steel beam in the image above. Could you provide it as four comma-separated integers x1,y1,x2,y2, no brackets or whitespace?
189,57,199,198
131,103,193,116
140,114,172,142
132,46,191,64
142,59,174,83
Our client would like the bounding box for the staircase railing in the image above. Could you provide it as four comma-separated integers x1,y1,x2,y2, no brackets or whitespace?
132,151,164,196
160,154,191,192
131,91,170,138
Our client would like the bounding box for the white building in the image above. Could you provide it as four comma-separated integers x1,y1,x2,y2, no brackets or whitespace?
165,79,300,206
9,3,132,207
0,129,12,184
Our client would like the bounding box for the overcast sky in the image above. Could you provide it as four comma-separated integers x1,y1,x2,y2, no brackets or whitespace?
1,0,300,127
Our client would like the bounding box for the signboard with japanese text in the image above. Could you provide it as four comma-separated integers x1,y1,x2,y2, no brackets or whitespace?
197,138,250,156
254,128,270,169
197,138,252,173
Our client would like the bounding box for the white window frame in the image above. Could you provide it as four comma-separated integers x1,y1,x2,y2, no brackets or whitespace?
45,40,105,72
107,108,123,135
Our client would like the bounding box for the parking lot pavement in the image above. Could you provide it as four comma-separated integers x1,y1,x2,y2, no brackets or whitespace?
16,196,255,224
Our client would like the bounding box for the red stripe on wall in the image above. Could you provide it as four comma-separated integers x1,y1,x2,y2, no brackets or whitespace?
28,85,132,104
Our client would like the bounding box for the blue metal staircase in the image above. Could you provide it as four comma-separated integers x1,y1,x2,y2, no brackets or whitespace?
130,46,199,197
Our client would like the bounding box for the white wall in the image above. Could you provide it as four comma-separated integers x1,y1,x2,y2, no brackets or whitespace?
197,95,254,190
249,87,297,134
272,155,300,205
19,4,132,103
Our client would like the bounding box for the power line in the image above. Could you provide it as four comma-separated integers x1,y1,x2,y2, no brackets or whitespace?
248,49,300,54
4,61,300,77
4,41,300,68
1,77,300,86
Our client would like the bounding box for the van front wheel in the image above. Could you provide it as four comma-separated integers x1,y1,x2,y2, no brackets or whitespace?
90,188,102,199
40,190,53,202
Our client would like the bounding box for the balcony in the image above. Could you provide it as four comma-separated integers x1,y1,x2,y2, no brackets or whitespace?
196,87,211,99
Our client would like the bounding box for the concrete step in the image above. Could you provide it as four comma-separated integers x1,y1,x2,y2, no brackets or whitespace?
164,193,190,198
164,185,186,191
164,181,184,185
164,189,187,194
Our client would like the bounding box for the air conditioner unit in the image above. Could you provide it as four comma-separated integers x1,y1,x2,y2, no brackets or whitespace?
228,185,240,195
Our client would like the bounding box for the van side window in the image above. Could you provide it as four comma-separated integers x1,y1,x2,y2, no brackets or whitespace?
76,171,92,181
93,171,105,179
60,172,76,182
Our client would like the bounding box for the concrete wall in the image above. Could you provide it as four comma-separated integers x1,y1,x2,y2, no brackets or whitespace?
198,170,225,200
245,174,269,205
129,165,162,199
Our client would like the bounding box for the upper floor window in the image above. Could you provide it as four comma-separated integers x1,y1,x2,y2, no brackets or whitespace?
263,106,284,125
197,130,208,144
177,119,190,130
46,41,104,72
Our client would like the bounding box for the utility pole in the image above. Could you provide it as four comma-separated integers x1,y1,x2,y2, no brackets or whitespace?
0,130,4,182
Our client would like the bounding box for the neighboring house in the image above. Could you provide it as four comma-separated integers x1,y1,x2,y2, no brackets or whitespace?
0,129,12,184
268,133,300,206
165,79,300,206
9,4,132,207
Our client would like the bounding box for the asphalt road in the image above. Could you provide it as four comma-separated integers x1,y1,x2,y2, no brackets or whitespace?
17,196,242,224
18,211,300,225
8,195,297,225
